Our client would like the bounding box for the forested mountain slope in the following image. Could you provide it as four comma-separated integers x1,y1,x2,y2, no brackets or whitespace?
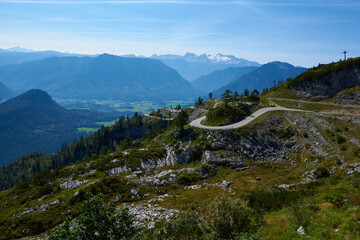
0,89,118,165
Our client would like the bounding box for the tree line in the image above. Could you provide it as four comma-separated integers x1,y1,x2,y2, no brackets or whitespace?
0,114,169,190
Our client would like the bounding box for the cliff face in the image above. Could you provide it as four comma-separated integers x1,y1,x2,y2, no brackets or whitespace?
335,88,360,105
288,58,360,100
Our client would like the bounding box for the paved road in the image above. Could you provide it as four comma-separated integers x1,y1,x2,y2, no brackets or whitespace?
189,106,307,130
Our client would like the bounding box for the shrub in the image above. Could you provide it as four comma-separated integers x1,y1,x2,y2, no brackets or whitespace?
353,180,360,189
177,172,203,185
335,134,346,144
205,196,262,239
50,194,139,240
199,164,217,178
290,200,311,227
163,217,204,240
245,189,300,211
353,195,360,206
324,192,344,207
314,167,330,179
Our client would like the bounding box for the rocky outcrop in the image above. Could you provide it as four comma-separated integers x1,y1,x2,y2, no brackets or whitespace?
202,150,246,168
203,119,295,162
139,168,195,187
140,146,176,171
335,90,360,105
290,62,360,100
184,180,232,191
126,203,179,228
107,166,132,176
60,178,89,190
140,146,201,171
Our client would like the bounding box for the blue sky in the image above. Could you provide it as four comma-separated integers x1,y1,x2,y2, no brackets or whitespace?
0,0,359,67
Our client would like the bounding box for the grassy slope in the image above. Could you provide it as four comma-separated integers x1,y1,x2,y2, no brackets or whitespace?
286,57,360,88
262,57,360,104
1,106,360,239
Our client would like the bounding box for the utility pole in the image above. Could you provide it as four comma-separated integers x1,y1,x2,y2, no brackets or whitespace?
273,80,276,88
343,50,348,61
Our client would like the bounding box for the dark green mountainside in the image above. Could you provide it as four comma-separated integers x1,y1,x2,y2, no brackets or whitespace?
0,112,169,191
0,54,203,101
0,89,119,166
191,66,258,92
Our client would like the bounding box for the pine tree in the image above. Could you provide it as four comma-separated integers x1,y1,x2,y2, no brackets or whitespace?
221,89,233,106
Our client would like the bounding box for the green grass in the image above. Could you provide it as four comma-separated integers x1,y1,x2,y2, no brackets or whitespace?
269,98,360,113
77,127,98,132
263,86,301,100
339,86,360,94
96,120,117,126
202,104,250,126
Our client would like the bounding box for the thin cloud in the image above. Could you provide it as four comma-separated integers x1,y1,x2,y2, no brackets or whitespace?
1,0,359,7
235,0,360,8
9,17,174,24
0,0,234,4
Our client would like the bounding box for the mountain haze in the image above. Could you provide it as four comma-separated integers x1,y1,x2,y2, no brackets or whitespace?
0,54,203,101
0,48,88,66
0,82,16,100
214,61,306,97
152,53,260,81
191,66,258,93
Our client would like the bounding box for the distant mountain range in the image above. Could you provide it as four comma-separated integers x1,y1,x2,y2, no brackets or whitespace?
0,82,16,101
0,89,119,165
191,66,258,93
213,62,307,97
151,53,261,81
0,47,88,66
0,53,203,101
0,48,261,82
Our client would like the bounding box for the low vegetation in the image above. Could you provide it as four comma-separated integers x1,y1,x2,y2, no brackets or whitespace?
203,104,251,126
286,57,360,88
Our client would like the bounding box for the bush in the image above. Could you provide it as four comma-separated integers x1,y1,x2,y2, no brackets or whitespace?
205,196,263,239
246,189,301,211
177,172,203,186
323,192,344,207
164,217,204,240
50,194,139,240
335,134,346,144
199,164,217,178
314,167,330,179
290,201,311,227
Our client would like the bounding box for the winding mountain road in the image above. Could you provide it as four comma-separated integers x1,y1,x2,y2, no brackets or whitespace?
189,106,308,130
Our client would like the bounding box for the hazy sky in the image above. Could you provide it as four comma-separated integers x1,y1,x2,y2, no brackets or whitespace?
0,0,359,66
